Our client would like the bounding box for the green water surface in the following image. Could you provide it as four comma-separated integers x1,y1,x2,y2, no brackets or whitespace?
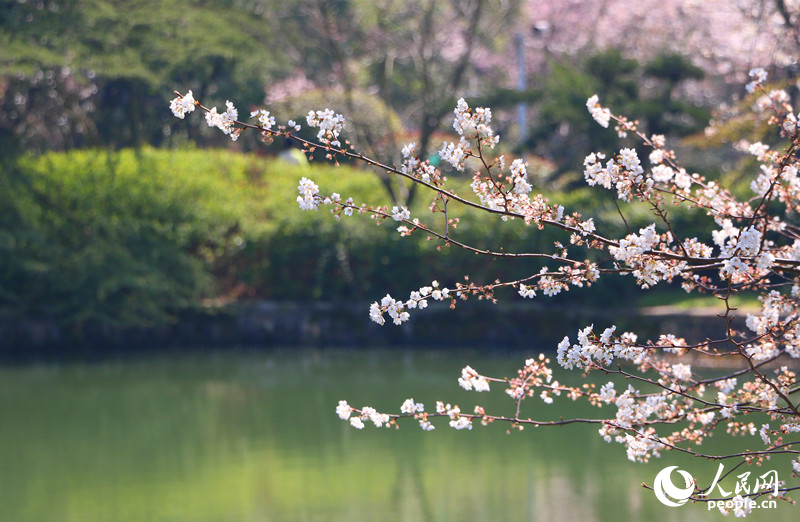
0,349,795,521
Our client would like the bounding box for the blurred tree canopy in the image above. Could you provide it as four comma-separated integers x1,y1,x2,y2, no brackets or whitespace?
0,1,772,331
252,0,520,160
0,0,287,153
0,0,522,161
477,49,710,183
2,148,695,330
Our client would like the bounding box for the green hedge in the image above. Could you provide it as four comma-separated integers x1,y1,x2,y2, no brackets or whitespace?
0,148,710,329
1,149,245,326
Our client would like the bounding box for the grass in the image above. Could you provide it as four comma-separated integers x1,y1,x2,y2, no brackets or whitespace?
636,289,761,311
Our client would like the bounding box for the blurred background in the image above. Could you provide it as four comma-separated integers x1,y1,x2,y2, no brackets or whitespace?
1,1,800,520
2,0,799,342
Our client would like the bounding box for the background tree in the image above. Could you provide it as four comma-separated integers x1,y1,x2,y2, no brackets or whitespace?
0,0,287,151
489,49,710,184
252,0,520,202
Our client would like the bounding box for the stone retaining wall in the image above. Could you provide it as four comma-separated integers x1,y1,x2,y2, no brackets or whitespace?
0,300,737,354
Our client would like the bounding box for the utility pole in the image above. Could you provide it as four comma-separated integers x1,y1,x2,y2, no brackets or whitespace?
515,32,528,144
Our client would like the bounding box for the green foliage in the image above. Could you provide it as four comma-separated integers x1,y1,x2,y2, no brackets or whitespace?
634,289,760,311
643,52,705,85
0,148,248,326
0,148,424,327
514,49,710,180
0,0,287,150
231,157,713,308
0,148,715,330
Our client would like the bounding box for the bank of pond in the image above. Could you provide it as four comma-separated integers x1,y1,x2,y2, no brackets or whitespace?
3,299,737,359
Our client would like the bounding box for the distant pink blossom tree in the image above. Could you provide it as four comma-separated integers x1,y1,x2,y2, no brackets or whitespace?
520,0,798,78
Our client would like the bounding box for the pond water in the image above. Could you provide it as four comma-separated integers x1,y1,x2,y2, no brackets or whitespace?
0,348,795,521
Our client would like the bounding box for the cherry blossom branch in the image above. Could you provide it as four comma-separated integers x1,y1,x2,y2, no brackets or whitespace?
171,66,800,512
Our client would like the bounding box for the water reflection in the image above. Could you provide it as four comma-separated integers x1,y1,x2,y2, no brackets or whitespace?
0,349,793,521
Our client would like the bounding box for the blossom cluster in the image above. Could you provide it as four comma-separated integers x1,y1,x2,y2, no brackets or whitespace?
458,366,490,392
250,109,275,131
205,101,239,140
452,97,498,148
294,177,355,217
168,91,247,142
439,137,470,171
582,147,656,202
586,94,611,128
335,400,391,429
509,159,532,194
401,142,441,184
746,67,768,94
556,324,645,370
296,177,319,211
169,90,196,119
606,225,687,288
368,281,450,326
306,108,345,147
